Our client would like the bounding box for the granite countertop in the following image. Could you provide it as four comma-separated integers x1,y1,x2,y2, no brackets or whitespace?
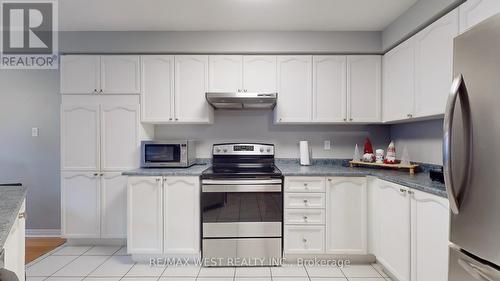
0,185,28,254
122,159,446,198
276,160,447,198
122,162,210,176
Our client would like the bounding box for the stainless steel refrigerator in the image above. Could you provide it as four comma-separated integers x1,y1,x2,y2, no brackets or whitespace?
445,12,500,281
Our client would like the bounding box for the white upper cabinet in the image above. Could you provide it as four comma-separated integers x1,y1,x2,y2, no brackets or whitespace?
61,172,101,238
209,55,243,92
61,104,100,171
61,55,100,94
174,55,211,123
243,56,277,93
326,177,367,254
375,181,411,281
312,56,347,122
163,177,200,254
410,189,450,281
100,56,141,94
383,38,415,122
347,56,381,122
61,55,140,95
127,177,163,254
141,55,175,123
414,9,458,118
100,173,127,238
459,0,500,33
276,56,313,123
100,104,139,171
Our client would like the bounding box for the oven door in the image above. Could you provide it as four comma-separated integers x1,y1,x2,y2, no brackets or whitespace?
141,142,184,167
201,179,283,238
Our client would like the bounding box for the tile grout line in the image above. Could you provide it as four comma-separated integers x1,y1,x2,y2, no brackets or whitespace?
43,245,94,279
82,246,123,280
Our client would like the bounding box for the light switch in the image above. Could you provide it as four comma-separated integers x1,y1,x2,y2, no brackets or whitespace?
324,140,331,150
32,127,39,137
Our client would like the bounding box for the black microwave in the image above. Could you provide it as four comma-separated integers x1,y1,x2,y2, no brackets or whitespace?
140,140,196,168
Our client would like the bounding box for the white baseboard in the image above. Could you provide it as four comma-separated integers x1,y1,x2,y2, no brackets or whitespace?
26,229,61,237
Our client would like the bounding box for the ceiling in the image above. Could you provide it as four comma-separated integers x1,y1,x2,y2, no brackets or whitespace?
59,0,418,32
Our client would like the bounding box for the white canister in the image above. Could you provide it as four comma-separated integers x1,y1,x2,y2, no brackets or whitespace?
299,141,311,166
375,149,385,164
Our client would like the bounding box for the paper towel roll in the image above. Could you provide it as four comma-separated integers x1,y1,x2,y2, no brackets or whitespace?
300,141,311,166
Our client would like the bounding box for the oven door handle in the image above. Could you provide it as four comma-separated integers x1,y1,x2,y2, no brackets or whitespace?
202,184,282,193
201,179,282,185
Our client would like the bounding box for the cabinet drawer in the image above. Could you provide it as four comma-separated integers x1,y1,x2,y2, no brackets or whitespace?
285,177,325,192
285,193,325,209
284,226,325,254
285,209,325,225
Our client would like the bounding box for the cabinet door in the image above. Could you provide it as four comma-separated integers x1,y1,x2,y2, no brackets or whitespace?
243,56,277,92
174,55,211,123
61,172,101,238
60,55,100,94
61,104,100,171
276,56,312,123
3,201,25,281
127,177,163,254
382,38,415,122
347,56,381,122
209,55,243,92
326,177,367,254
312,56,347,122
141,55,174,123
414,10,459,118
100,104,139,171
100,55,140,94
411,190,450,281
459,0,500,33
101,173,127,238
164,177,200,254
376,180,411,281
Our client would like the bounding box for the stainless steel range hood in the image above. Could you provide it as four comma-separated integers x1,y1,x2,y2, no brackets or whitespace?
205,92,277,110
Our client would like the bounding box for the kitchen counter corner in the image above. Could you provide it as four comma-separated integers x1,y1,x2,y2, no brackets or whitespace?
0,185,27,253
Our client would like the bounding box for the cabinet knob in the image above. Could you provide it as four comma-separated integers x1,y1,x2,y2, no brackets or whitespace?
93,173,99,176
343,118,347,121
328,178,332,182
18,212,26,219
400,188,407,194
93,89,97,94
407,113,413,118
279,118,282,122
302,238,308,243
100,173,104,176
303,199,308,204
349,118,353,121
244,89,248,92
237,89,241,93
408,190,414,195
169,118,173,121
99,89,103,94
303,216,308,220
156,178,161,182
175,118,179,121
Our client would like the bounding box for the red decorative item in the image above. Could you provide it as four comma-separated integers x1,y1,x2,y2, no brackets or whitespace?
363,138,374,154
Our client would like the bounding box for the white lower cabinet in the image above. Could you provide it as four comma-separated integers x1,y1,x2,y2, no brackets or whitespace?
127,176,200,255
284,226,325,254
370,179,450,281
411,189,450,281
3,200,26,281
374,180,412,281
100,173,128,238
61,171,129,239
163,177,200,254
326,177,367,254
127,176,163,254
61,172,101,238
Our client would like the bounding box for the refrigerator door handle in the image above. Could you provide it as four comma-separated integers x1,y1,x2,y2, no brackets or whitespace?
444,74,473,215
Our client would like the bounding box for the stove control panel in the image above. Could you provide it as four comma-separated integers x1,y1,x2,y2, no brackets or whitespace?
213,143,274,155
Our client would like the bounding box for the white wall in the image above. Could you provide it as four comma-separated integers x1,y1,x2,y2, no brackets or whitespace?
382,0,464,51
155,111,391,159
0,69,61,230
389,119,443,165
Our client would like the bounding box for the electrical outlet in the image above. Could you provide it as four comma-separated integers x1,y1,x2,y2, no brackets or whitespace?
32,127,39,137
324,140,331,150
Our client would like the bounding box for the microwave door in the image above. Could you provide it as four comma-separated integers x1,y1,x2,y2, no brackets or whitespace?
143,144,181,165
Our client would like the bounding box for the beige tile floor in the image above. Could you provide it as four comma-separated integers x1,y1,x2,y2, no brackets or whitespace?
26,245,394,281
